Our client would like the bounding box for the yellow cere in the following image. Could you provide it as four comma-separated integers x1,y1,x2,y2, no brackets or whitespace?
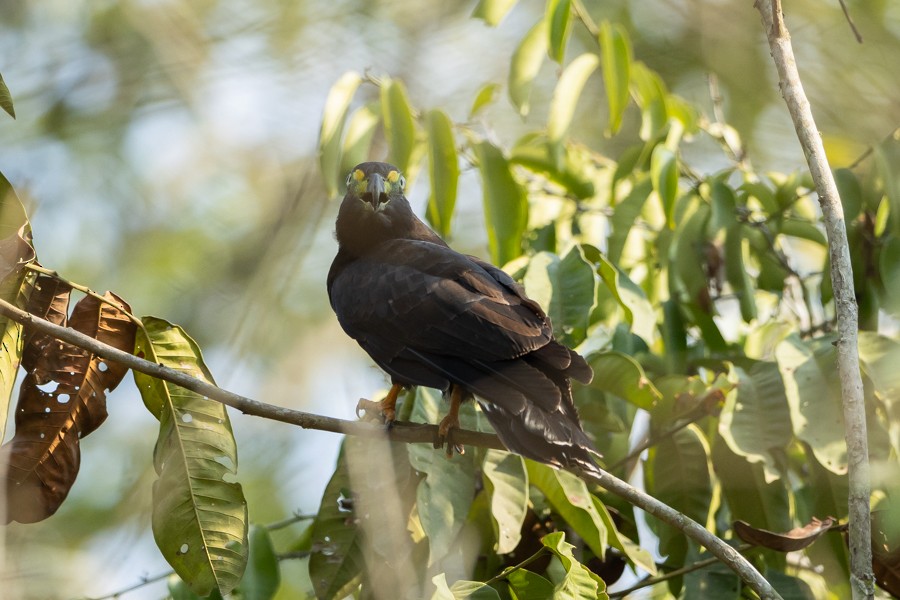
386,170,400,183
353,169,365,181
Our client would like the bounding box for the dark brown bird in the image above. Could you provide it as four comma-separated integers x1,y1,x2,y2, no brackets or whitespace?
327,161,599,473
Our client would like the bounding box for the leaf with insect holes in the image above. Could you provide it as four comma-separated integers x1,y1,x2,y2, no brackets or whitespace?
2,292,135,523
134,317,247,597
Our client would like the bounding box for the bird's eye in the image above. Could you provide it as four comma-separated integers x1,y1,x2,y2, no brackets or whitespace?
398,176,406,190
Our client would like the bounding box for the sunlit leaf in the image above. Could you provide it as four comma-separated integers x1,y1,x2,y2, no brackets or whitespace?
408,387,477,564
3,293,134,524
522,246,597,347
431,573,501,599
607,176,652,264
510,132,594,198
598,21,631,135
474,140,527,266
482,449,528,554
470,83,500,119
340,101,381,178
650,145,678,229
857,332,900,457
134,317,248,597
0,73,14,119
587,352,661,410
381,78,417,173
425,109,459,239
526,461,608,560
647,425,712,568
591,496,657,575
540,531,609,599
724,224,757,322
319,71,362,198
879,235,900,315
875,136,900,235
545,0,572,64
587,248,656,343
472,0,518,26
629,62,668,141
547,53,599,155
509,20,548,116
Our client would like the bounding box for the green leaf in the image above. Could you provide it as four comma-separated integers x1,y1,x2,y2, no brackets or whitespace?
472,0,518,26
547,53,599,153
308,442,364,600
587,352,661,410
0,176,34,444
589,249,656,343
768,571,817,599
683,550,740,599
509,20,548,116
724,224,757,322
482,449,528,554
522,246,597,346
381,78,417,172
470,83,501,119
0,73,14,119
133,317,248,597
591,496,657,575
507,568,556,600
650,145,678,229
474,140,528,266
408,387,477,564
545,0,572,64
775,335,847,474
629,62,668,141
718,362,792,480
598,21,631,135
857,332,900,457
340,101,381,178
647,425,712,568
879,235,900,315
237,526,280,600
834,168,862,222
540,532,609,599
425,109,459,239
875,137,900,235
318,71,362,198
608,176,652,264
431,573,502,600
779,219,827,246
510,132,594,198
526,462,608,559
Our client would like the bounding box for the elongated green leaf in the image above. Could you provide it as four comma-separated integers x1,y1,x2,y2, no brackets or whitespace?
629,62,668,141
432,573,501,599
650,145,678,229
857,332,900,457
587,352,661,410
319,72,362,198
775,335,847,474
540,532,609,599
875,137,900,235
470,83,500,119
724,224,757,322
134,317,248,597
545,0,572,64
408,388,476,564
510,132,594,198
523,246,597,346
340,101,381,178
718,362,792,481
879,235,900,315
548,53,599,152
834,168,862,222
237,526,280,600
425,109,459,239
648,425,712,568
0,177,34,444
482,449,528,554
474,140,527,266
472,0,518,26
608,176,652,264
509,20,548,116
526,461,607,559
0,73,14,119
381,79,417,172
590,496,657,575
599,21,631,135
507,568,556,599
588,249,656,343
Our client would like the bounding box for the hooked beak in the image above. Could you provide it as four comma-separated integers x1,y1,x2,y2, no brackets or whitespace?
364,173,386,211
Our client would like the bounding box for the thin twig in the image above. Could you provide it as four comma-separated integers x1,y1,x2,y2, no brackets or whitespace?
25,264,143,326
483,547,549,586
609,544,755,598
754,2,873,597
837,0,863,44
608,402,711,472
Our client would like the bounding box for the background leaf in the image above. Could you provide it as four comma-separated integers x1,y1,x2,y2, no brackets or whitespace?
318,71,362,198
547,53,599,155
650,145,678,229
598,21,631,135
545,0,572,64
523,246,597,346
509,21,548,116
0,72,14,119
586,352,661,410
472,0,518,26
482,449,528,554
474,140,527,266
381,78,417,173
425,109,459,239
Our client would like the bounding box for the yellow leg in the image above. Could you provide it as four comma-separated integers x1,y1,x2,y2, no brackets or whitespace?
356,383,402,423
437,385,465,457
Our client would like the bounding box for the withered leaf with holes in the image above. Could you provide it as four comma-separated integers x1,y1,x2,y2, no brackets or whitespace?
733,516,838,552
1,291,136,524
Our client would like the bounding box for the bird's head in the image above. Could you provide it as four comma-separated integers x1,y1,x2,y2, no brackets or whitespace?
344,161,407,213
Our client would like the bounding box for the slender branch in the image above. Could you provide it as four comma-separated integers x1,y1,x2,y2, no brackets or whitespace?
754,2,873,598
25,264,143,326
609,544,755,598
608,401,710,472
0,299,780,598
836,0,863,44
483,547,549,586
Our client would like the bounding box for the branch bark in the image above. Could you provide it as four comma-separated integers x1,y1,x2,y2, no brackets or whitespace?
0,297,782,599
753,2,874,598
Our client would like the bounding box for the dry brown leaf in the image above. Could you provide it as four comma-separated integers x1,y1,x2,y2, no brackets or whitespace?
2,292,136,523
21,274,72,372
733,516,837,552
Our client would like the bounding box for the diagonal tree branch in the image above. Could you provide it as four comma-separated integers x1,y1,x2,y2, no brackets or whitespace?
753,2,873,598
0,297,782,599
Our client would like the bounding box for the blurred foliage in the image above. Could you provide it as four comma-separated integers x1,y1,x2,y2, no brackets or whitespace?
2,0,900,598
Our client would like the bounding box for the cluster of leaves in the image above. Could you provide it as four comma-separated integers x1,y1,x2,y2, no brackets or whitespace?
310,1,900,599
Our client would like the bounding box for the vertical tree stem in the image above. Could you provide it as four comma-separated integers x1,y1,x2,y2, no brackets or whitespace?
753,2,874,597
